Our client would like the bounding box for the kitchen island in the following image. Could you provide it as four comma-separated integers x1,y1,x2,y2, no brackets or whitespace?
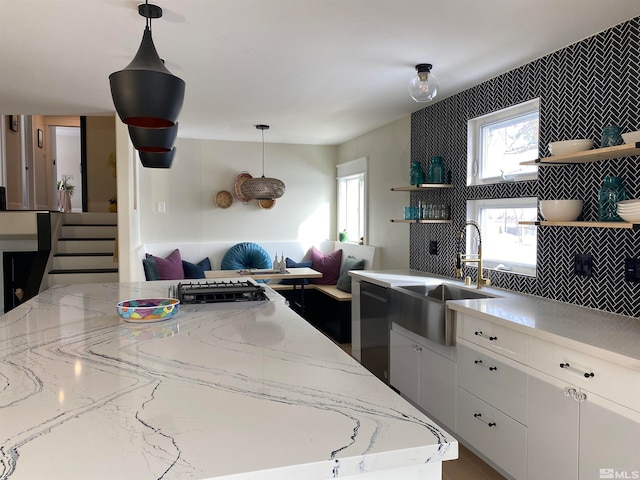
0,281,456,480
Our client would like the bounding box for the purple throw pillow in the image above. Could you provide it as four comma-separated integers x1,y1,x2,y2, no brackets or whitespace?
146,249,184,280
309,246,342,285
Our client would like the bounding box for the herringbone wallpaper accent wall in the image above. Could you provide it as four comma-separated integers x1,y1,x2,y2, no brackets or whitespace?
410,16,640,318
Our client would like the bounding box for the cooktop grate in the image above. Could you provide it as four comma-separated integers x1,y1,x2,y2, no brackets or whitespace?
170,280,268,304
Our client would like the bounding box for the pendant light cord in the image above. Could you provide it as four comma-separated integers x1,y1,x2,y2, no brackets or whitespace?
145,0,152,32
261,128,265,177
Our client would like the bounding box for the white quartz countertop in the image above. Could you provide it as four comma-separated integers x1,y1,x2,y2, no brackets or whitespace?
0,281,456,480
350,270,640,372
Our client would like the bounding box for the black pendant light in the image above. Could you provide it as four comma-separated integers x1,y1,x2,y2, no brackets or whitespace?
109,2,185,129
139,147,176,169
128,123,178,152
240,125,286,200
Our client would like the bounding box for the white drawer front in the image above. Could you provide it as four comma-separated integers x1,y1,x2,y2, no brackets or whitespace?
458,339,528,425
458,313,528,363
529,336,640,413
457,387,527,480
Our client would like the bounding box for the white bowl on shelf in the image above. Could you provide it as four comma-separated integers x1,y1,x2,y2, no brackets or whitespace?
617,202,640,210
621,130,640,145
617,208,640,216
548,139,593,156
617,211,640,223
539,199,583,222
617,199,640,207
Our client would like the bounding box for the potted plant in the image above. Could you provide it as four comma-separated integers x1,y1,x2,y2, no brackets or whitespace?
57,174,74,212
57,174,75,196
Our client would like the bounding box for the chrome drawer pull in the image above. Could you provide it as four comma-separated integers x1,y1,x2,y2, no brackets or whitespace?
474,359,498,371
474,331,497,341
473,413,496,427
559,362,595,378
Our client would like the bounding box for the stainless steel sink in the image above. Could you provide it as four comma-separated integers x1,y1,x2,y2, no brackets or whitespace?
389,283,495,346
397,283,493,301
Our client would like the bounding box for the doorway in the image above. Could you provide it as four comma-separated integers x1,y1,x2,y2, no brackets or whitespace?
51,126,83,212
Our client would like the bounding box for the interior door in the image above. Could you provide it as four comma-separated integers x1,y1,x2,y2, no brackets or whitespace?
4,115,27,209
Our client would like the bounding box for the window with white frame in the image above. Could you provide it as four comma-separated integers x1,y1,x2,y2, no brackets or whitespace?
466,197,538,276
337,157,367,244
467,99,540,186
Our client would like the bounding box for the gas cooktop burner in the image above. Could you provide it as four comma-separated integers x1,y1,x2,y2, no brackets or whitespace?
170,280,268,304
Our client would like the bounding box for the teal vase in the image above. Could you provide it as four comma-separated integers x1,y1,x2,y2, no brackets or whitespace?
410,161,426,185
428,156,446,183
600,126,623,148
598,176,626,221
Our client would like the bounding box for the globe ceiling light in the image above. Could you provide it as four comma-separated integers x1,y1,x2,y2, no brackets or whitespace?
409,63,438,103
109,2,185,129
240,125,286,200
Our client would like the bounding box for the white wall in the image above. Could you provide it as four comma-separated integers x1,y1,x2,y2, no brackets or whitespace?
55,126,82,212
117,119,408,280
337,115,411,270
123,136,337,269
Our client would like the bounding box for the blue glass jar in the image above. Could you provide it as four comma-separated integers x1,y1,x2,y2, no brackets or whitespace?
598,176,627,221
600,125,623,148
410,161,426,185
428,156,446,184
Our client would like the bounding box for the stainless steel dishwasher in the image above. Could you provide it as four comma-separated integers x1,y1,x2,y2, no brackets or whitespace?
360,281,389,383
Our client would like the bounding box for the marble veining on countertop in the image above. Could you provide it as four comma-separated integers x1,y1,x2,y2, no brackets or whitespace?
350,270,640,370
0,281,456,480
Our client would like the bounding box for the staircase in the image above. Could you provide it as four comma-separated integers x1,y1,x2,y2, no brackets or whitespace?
48,212,119,286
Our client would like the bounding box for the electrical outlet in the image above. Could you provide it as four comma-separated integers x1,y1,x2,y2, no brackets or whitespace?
625,258,640,282
157,201,166,213
429,240,438,255
574,254,593,277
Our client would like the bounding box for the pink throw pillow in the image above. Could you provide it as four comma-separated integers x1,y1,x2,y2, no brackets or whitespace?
309,246,342,285
146,249,184,280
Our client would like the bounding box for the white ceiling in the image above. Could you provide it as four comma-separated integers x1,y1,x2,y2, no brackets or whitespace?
2,1,640,145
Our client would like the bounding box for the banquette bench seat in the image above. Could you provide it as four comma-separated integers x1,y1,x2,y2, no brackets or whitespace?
136,240,377,343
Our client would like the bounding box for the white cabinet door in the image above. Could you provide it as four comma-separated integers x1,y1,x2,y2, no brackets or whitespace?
457,387,527,480
419,343,456,431
389,329,420,404
579,391,640,479
527,368,579,480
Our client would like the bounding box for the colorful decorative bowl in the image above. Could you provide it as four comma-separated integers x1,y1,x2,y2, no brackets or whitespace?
116,298,180,323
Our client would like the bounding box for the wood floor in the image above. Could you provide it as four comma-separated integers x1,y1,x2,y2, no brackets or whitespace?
338,343,506,480
443,444,506,480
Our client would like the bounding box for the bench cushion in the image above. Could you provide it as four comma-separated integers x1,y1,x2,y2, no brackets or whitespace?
313,285,352,301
